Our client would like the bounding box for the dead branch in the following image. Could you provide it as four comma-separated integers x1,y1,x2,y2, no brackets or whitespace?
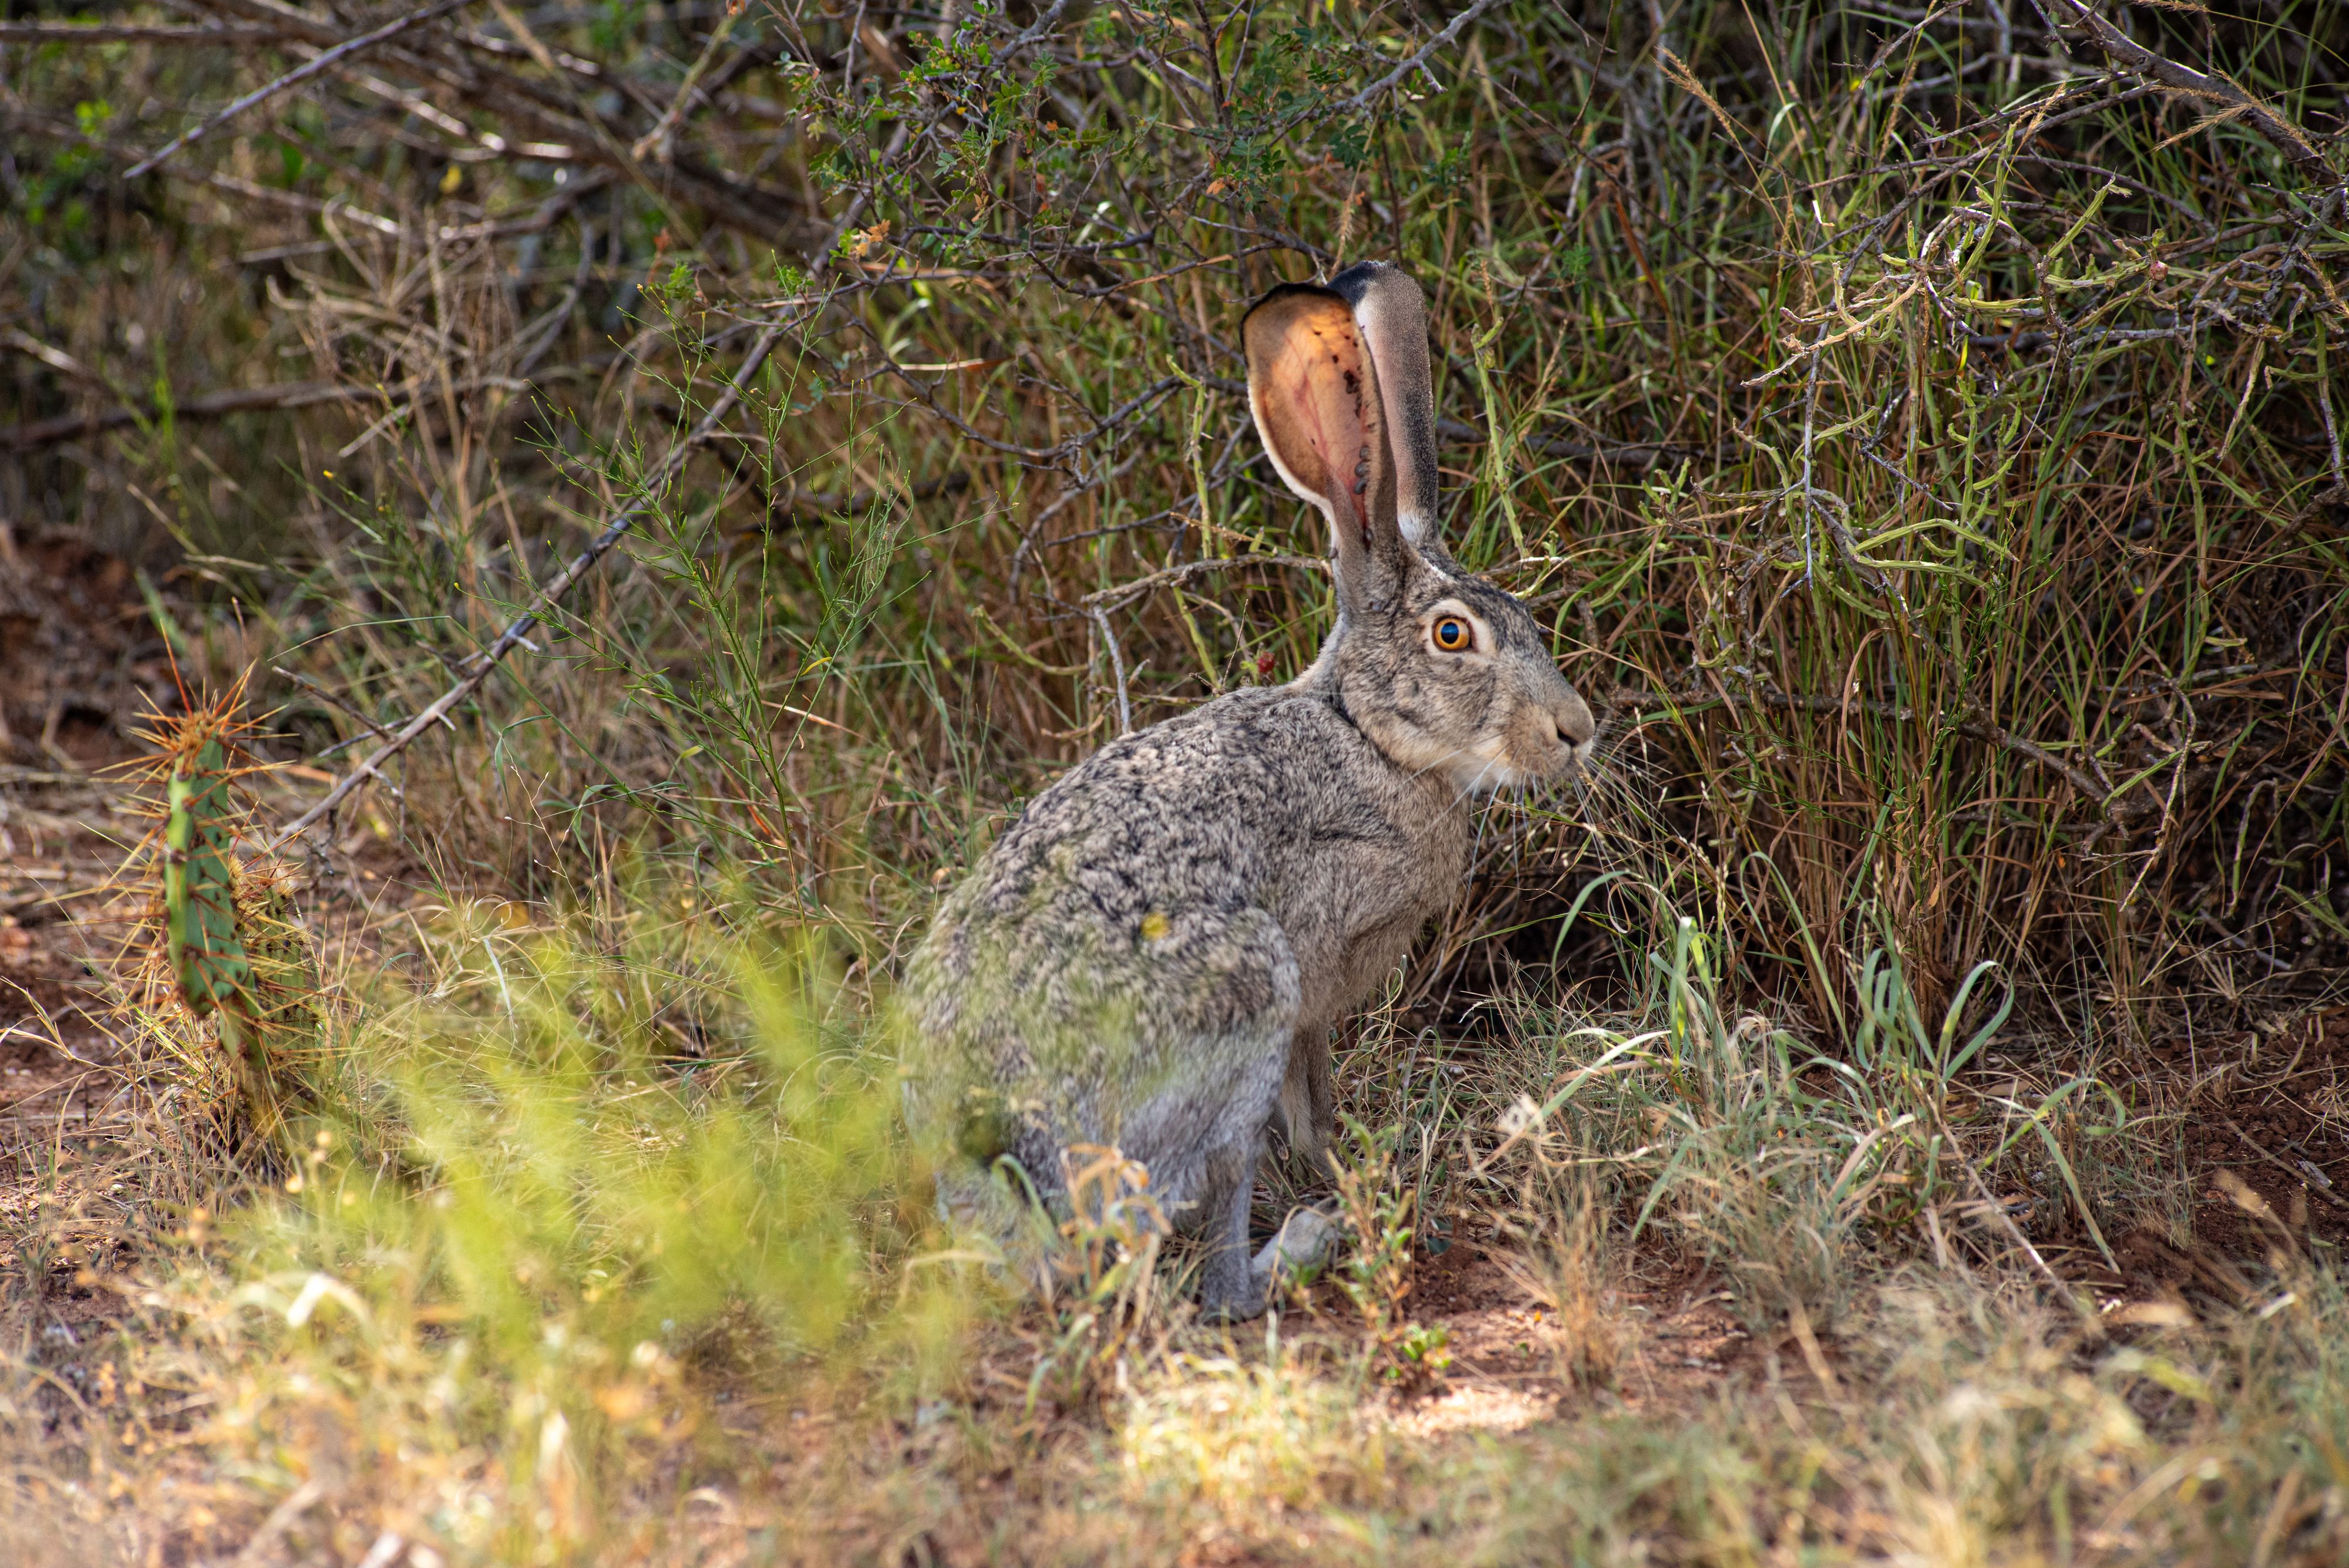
1617,687,2116,815
1,381,357,452
175,0,807,241
0,22,282,43
0,359,608,452
1082,553,1331,609
755,469,975,530
2044,0,2337,186
127,0,484,179
1337,0,1511,113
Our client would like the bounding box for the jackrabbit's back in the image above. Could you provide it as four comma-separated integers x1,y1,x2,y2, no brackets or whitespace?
908,682,1469,1142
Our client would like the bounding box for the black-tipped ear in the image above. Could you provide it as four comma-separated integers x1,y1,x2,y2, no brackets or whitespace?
1243,281,1398,614
1330,262,1440,551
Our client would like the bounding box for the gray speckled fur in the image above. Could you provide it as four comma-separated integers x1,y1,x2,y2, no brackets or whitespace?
904,263,1595,1318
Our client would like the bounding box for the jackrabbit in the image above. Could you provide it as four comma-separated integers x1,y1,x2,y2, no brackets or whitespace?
906,261,1596,1320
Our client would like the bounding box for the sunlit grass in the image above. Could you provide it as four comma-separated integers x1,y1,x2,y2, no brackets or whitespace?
90,906,988,1562
0,880,2338,1563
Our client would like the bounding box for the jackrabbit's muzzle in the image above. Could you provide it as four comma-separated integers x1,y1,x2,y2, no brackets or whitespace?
1485,657,1595,789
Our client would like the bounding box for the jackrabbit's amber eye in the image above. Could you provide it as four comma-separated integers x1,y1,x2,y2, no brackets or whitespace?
1432,615,1473,651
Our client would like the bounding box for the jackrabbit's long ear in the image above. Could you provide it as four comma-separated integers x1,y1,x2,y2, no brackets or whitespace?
1329,261,1442,553
1243,282,1400,614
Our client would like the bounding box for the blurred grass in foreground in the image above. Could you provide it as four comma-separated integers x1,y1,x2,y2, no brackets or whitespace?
5,901,986,1563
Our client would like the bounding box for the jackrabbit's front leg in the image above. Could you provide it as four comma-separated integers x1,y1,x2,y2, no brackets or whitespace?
1196,1135,1267,1322
1251,1206,1341,1297
1196,1132,1342,1320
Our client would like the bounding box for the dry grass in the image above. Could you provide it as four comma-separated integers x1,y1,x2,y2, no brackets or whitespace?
3,0,2348,1562
0,870,2340,1564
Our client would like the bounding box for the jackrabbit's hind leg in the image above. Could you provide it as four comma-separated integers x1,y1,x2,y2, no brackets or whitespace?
1277,1027,1339,1176
935,1159,1061,1302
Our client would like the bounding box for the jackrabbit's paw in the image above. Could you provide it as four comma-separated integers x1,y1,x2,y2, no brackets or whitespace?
1250,1206,1342,1291
1199,1271,1268,1324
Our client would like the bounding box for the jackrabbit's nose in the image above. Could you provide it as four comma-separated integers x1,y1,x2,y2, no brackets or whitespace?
1555,691,1596,750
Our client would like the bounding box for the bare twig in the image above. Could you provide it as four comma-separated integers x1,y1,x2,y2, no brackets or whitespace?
755,469,974,530
1941,1106,2083,1304
1618,687,2116,814
1,380,355,452
1081,553,1329,608
1089,606,1133,738
2223,1116,2349,1213
1762,689,2109,806
1336,0,1510,113
1434,414,1701,469
0,365,595,452
126,0,483,180
628,8,738,161
0,22,281,43
2317,327,2348,501
265,324,785,852
2042,0,2337,186
271,668,394,749
231,1479,328,1568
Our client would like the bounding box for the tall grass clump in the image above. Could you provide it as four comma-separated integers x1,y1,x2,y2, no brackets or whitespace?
1441,1194,2349,1563
1485,916,2143,1331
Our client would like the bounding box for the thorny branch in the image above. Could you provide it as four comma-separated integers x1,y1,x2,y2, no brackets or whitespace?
125,0,483,179
265,324,784,852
